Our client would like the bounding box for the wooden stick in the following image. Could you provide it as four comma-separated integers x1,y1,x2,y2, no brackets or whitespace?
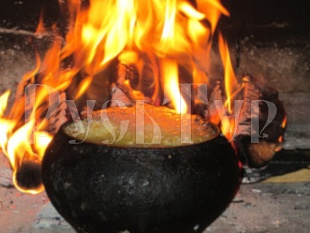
0,27,50,38
47,92,68,134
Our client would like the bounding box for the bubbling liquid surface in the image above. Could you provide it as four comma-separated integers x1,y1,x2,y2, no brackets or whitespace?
63,104,218,147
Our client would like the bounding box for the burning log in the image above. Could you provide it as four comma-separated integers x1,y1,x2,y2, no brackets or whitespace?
66,61,117,111
233,75,286,168
15,159,42,191
46,92,68,134
194,74,286,169
47,60,286,170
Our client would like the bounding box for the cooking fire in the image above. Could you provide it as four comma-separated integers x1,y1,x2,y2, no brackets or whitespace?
0,0,286,232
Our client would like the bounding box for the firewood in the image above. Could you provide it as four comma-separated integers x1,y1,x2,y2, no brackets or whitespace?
113,63,146,104
66,60,117,111
194,80,223,122
195,75,286,169
234,75,286,168
47,92,68,134
110,83,133,107
234,135,280,168
15,158,42,190
0,27,50,38
113,53,156,105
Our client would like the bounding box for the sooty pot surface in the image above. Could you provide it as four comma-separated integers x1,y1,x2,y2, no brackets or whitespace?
42,125,241,233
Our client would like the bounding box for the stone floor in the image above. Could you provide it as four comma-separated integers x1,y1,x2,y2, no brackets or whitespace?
1,168,310,233
1,150,310,233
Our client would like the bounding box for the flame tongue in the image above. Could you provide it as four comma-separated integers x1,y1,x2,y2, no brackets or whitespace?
64,0,228,72
0,0,238,194
0,91,51,194
161,59,188,114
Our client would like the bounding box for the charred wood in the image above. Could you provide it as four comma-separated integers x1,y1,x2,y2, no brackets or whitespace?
234,75,286,168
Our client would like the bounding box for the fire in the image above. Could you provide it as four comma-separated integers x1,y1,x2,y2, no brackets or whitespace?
276,116,287,151
218,32,239,140
0,0,238,193
161,59,188,114
0,89,52,193
0,91,13,155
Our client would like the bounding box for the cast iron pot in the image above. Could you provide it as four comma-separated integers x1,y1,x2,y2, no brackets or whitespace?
42,123,241,233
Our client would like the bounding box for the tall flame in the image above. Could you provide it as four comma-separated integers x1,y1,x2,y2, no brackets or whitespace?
0,0,237,193
218,32,239,139
161,59,188,114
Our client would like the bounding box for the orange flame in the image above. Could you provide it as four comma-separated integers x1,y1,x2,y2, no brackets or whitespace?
275,115,287,151
0,20,53,193
218,32,239,140
161,59,188,114
218,32,238,114
0,89,52,194
35,10,46,36
0,0,238,193
281,116,287,129
0,91,14,155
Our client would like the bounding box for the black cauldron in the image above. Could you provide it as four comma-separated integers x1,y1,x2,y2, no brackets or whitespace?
42,123,241,233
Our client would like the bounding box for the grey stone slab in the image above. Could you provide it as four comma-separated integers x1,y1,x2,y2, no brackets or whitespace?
32,202,72,230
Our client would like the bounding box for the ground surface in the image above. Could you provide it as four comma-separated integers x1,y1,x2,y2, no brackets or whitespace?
1,150,310,233
1,163,310,233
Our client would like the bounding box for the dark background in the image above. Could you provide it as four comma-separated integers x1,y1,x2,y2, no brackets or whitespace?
0,0,60,31
0,0,309,32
